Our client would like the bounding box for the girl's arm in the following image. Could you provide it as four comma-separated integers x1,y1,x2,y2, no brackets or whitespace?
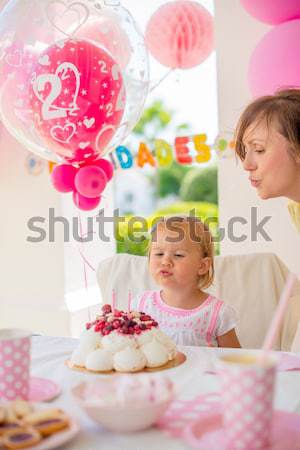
217,329,241,348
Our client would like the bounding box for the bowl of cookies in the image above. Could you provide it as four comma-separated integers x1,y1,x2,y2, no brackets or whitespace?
0,399,79,449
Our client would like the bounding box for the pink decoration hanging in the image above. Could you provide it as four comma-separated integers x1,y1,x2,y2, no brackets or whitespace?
240,0,300,25
74,165,107,199
73,191,101,211
29,38,125,164
93,158,114,181
248,19,300,97
145,1,214,69
51,164,77,193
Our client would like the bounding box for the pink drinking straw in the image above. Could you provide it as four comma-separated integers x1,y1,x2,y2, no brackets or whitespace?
261,273,297,360
128,290,132,312
112,289,116,313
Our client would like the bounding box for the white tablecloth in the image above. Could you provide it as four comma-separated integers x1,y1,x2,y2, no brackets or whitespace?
31,336,300,450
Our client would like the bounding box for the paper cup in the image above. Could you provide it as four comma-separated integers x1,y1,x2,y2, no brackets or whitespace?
0,329,31,400
217,351,277,450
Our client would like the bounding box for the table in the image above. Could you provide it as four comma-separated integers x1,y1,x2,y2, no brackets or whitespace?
31,336,300,450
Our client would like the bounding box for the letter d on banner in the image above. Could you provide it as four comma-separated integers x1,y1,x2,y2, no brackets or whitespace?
115,146,133,169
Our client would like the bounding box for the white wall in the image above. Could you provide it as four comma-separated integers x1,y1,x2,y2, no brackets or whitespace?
215,0,300,275
0,126,70,335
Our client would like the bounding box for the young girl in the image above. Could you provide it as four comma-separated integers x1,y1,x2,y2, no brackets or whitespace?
132,216,241,348
234,88,300,231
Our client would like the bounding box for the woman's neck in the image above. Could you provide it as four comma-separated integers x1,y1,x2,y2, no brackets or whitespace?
287,172,300,202
161,286,209,310
288,191,300,203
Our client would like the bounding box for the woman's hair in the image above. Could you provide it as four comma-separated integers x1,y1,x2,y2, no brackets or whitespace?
235,88,300,161
149,215,215,290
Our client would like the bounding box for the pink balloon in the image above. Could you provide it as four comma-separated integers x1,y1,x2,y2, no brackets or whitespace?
75,165,107,198
29,38,125,164
51,164,77,193
93,158,114,181
145,1,214,69
73,191,101,211
248,19,300,97
76,13,131,69
240,0,300,25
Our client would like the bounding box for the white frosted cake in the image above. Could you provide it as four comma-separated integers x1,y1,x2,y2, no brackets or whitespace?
70,304,177,373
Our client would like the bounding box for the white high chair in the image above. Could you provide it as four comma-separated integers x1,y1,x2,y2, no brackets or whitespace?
97,252,300,351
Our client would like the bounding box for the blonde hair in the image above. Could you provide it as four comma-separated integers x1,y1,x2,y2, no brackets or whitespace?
235,88,300,161
149,215,215,290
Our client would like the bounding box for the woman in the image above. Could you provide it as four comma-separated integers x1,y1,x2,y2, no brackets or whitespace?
235,88,300,225
234,88,300,350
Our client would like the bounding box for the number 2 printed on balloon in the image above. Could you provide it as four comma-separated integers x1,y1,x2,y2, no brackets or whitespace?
106,103,113,117
33,62,80,120
98,60,108,74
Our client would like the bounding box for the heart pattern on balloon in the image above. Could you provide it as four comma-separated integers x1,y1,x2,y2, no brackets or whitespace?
46,0,90,37
5,49,23,67
95,124,116,153
50,123,77,143
83,118,95,129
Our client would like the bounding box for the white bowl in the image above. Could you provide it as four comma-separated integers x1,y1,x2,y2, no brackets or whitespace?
72,380,174,432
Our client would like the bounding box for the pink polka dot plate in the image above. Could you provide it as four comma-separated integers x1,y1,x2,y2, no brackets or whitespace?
184,408,300,450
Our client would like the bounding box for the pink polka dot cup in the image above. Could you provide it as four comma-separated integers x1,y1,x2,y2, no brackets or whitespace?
217,351,278,450
0,329,31,401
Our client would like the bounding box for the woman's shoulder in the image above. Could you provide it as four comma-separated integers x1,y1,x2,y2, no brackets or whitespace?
288,200,300,233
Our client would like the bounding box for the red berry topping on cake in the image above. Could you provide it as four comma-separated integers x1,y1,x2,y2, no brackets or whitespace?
102,304,112,314
112,320,121,329
90,306,159,336
140,315,151,322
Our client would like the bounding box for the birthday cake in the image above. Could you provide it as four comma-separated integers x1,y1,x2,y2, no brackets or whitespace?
70,304,177,373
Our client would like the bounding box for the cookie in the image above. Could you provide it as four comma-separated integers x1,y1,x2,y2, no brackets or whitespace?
5,408,18,424
2,427,41,449
23,409,69,436
0,407,6,424
10,401,32,419
0,422,22,437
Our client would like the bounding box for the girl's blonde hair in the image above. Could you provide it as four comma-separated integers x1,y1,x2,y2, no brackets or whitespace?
149,215,215,290
235,88,300,161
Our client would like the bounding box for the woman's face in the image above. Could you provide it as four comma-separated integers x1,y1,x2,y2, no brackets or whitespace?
242,120,300,200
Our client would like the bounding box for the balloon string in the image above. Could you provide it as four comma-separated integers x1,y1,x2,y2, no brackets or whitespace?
78,212,92,322
149,68,175,93
77,248,96,272
76,198,111,321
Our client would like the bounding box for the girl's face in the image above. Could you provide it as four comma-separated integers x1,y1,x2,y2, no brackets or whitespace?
149,222,211,290
242,120,300,200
